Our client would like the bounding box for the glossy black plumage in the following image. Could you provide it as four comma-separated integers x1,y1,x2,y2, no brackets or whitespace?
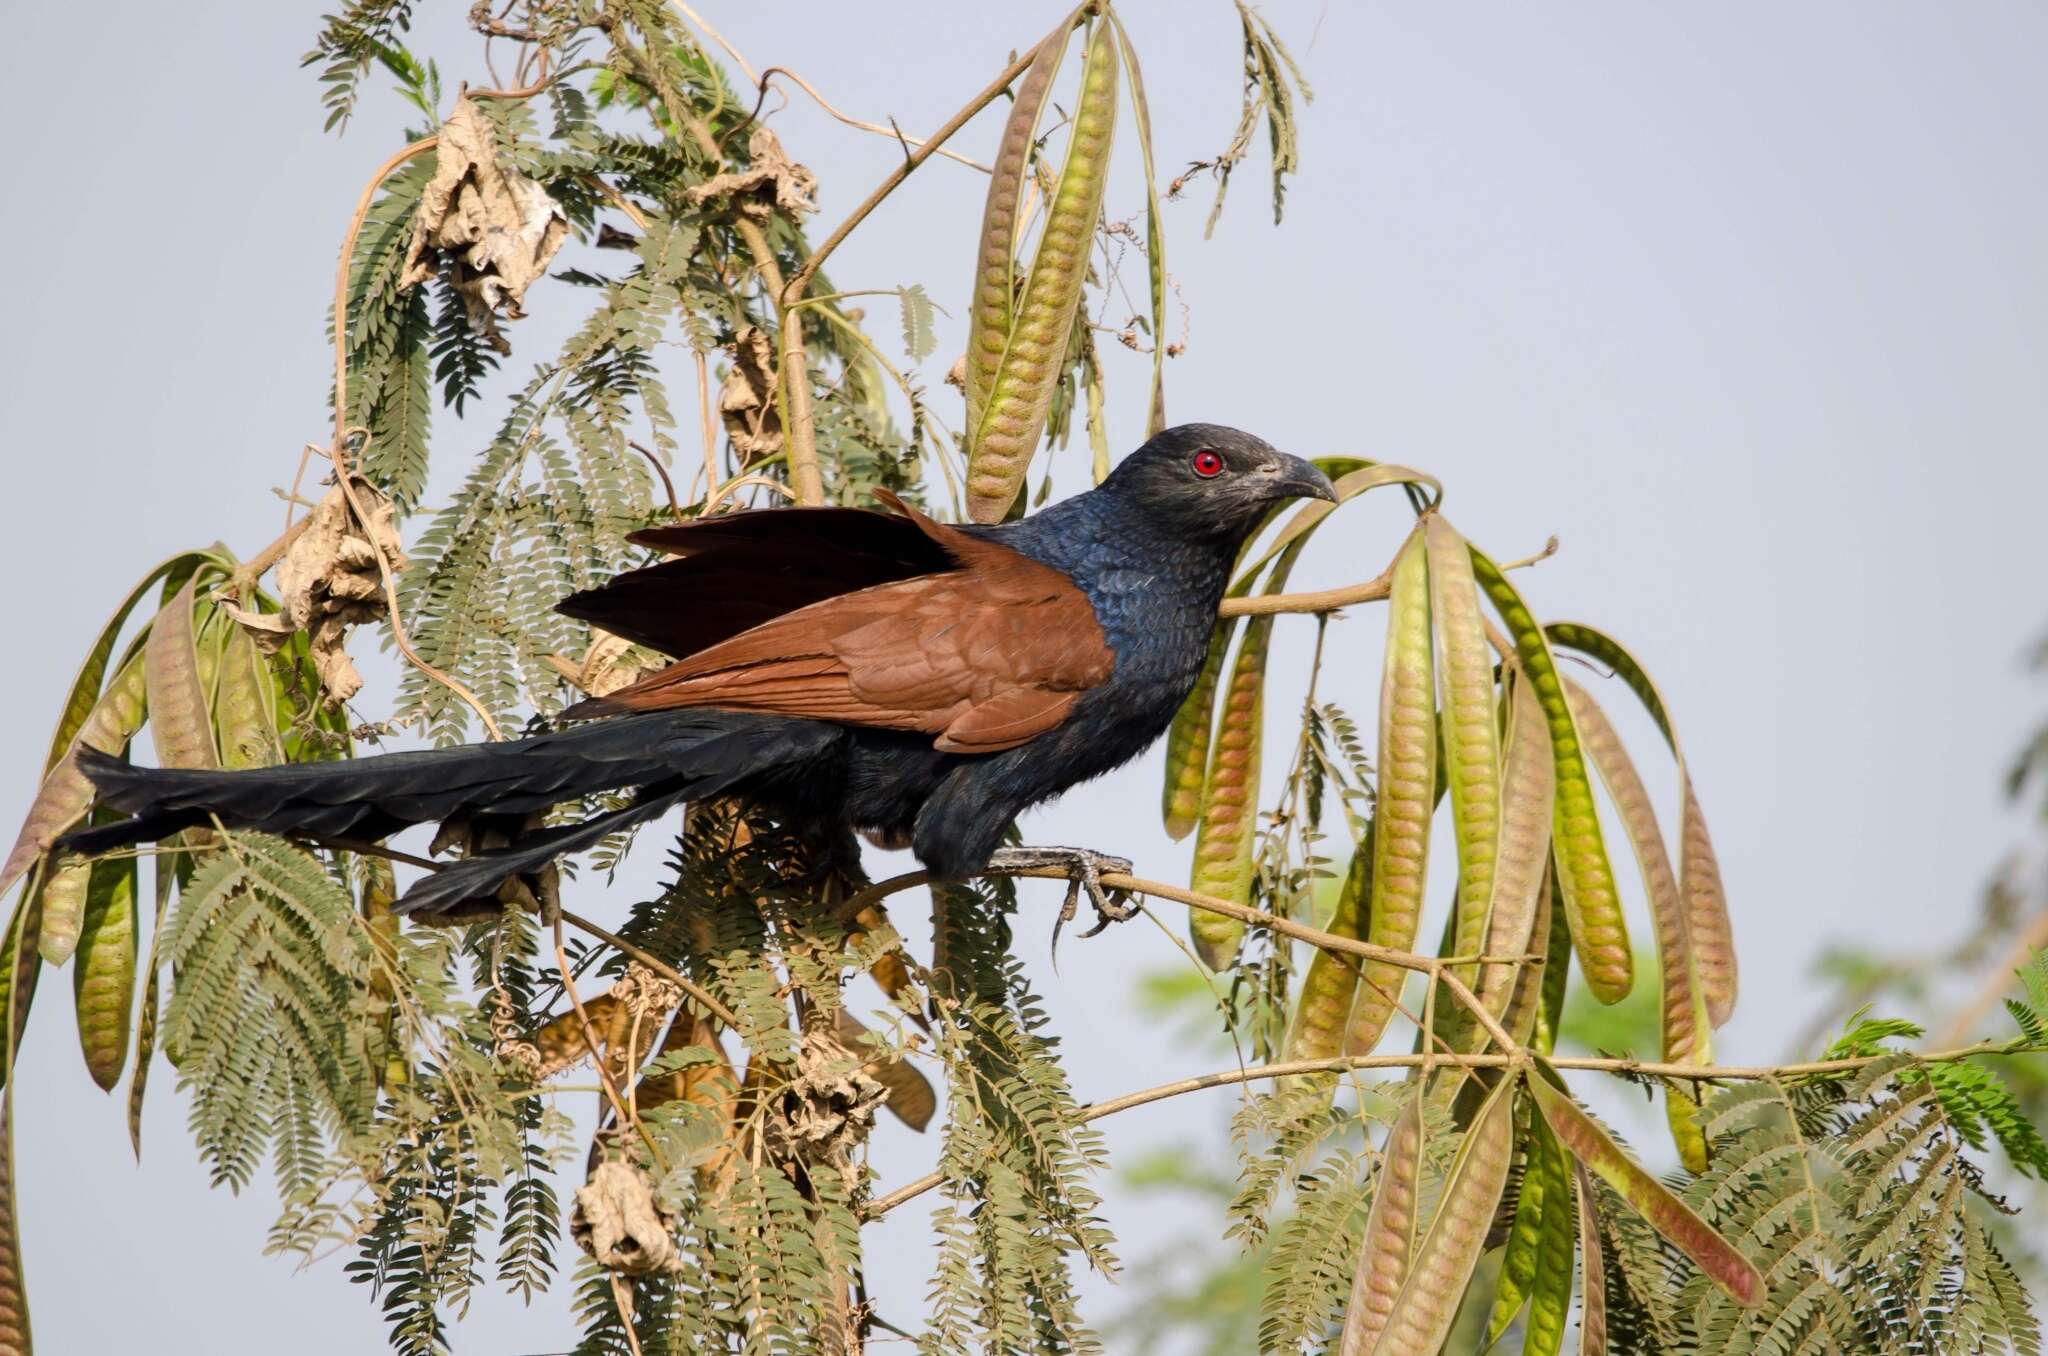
63,424,1334,915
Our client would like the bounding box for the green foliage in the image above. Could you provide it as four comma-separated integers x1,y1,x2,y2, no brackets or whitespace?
8,3,2046,1354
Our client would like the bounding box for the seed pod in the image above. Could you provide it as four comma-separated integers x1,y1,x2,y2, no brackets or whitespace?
146,578,219,774
1188,544,1304,967
1502,866,1555,1048
1361,1074,1517,1355
0,884,42,1086
1423,516,1501,992
967,20,1119,522
1340,1092,1424,1354
1527,1067,1762,1307
1575,1163,1608,1356
1535,867,1571,1055
2,644,150,907
962,11,1070,431
1348,531,1433,1056
1486,1098,1573,1353
1478,673,1554,1019
1546,621,1735,1025
1163,623,1233,841
1469,550,1630,1003
0,1094,28,1355
73,853,137,1090
211,615,282,770
1564,675,1710,1172
1284,827,1373,1064
1104,8,1166,436
1171,460,1420,839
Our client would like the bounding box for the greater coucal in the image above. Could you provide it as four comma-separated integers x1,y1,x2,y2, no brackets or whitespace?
63,425,1335,922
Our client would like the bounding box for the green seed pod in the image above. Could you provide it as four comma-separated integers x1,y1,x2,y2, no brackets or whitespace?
73,853,137,1090
1162,622,1232,841
145,578,219,774
1340,1092,1424,1354
1546,621,1736,1025
962,12,1070,431
2,646,149,908
1527,1066,1762,1307
1423,516,1500,992
1361,1075,1517,1355
1485,1098,1573,1353
1564,675,1710,1172
1575,1163,1608,1356
1348,530,1433,1056
1283,825,1373,1064
1188,545,1304,968
1469,551,1631,1003
1477,673,1554,1020
967,21,1119,522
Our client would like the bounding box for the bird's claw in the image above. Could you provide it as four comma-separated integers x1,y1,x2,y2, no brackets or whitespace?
986,845,1137,942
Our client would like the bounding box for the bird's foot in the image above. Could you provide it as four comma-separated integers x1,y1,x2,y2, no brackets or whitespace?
984,845,1138,940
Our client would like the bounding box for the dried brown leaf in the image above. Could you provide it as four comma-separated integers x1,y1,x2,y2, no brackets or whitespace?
718,325,782,462
400,97,567,354
685,125,818,222
222,477,406,709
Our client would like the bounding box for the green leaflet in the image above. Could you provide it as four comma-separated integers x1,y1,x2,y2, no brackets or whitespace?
1187,544,1305,968
1527,1065,1761,1307
1470,551,1631,1004
73,851,138,1091
966,18,1118,521
1349,530,1432,1056
1484,1101,1573,1354
1546,622,1736,1026
1424,516,1501,992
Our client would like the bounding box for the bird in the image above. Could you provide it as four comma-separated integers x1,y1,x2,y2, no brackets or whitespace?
61,424,1336,926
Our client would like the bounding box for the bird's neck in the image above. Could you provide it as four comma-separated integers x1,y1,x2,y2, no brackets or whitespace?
979,492,1241,642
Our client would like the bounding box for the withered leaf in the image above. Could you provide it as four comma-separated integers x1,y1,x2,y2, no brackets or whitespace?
719,325,782,462
400,97,568,355
222,477,405,710
685,126,818,222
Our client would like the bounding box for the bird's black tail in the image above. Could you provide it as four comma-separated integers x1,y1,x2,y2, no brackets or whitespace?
61,710,840,916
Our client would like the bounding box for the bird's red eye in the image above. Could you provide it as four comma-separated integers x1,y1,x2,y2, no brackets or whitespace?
1191,450,1225,478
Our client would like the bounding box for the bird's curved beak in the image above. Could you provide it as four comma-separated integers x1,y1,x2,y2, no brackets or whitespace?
1262,454,1338,504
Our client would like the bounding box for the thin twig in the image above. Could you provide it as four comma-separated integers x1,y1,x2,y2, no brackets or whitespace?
861,1038,2018,1220
332,137,438,448
561,908,741,1030
627,440,681,516
694,348,719,504
756,66,990,172
1219,567,1394,617
787,42,1051,298
1937,905,2048,1045
331,431,508,742
552,904,665,1170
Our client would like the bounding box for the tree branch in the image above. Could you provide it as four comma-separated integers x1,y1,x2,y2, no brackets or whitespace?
862,1038,2018,1220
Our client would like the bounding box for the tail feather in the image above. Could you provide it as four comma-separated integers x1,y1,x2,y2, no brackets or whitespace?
61,711,844,915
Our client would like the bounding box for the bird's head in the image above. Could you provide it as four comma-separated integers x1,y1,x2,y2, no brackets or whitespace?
1100,423,1337,543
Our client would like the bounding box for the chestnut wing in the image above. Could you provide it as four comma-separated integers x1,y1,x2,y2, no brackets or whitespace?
568,533,1112,753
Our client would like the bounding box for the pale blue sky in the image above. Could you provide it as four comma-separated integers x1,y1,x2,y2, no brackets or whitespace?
3,2,2045,1351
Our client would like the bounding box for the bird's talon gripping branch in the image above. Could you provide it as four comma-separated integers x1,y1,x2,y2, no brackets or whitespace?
986,845,1137,936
